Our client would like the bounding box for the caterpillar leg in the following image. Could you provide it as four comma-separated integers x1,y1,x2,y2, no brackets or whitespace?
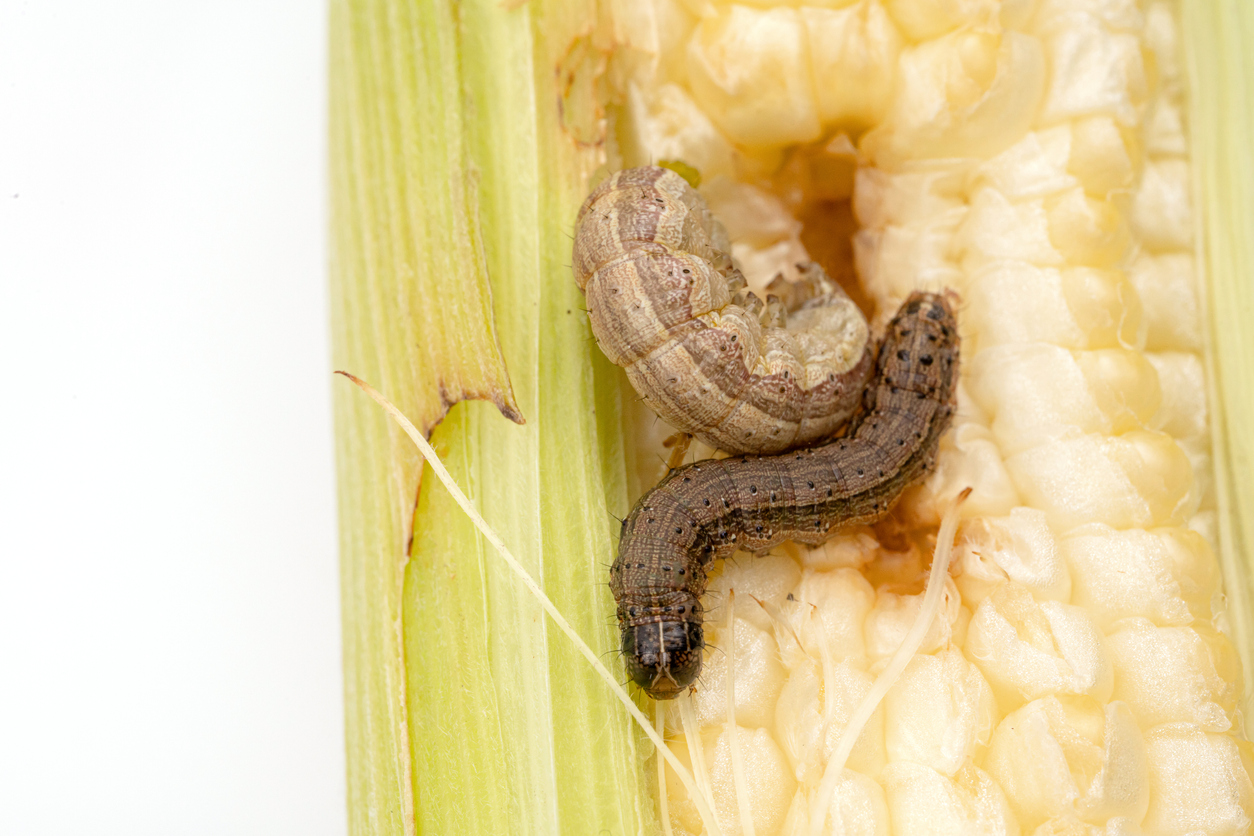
663,431,693,471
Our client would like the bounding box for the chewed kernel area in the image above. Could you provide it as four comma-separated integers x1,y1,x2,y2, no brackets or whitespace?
615,0,1253,834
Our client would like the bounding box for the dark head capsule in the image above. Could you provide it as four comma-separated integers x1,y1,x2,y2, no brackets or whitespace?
623,620,704,699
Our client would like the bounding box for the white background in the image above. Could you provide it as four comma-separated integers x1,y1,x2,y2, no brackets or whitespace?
0,3,346,833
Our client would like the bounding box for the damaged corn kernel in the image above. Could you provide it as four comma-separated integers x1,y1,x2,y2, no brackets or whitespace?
612,0,1253,833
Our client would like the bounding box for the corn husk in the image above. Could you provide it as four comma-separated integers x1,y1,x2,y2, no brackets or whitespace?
1184,0,1254,720
329,0,658,832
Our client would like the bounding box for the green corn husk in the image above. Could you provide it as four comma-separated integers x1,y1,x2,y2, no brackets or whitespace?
1184,0,1254,719
330,1,1254,833
329,1,654,833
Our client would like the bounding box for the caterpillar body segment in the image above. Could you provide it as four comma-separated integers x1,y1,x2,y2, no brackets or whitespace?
574,165,874,456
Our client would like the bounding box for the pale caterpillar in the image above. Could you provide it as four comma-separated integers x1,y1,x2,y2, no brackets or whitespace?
572,165,874,455
610,291,960,699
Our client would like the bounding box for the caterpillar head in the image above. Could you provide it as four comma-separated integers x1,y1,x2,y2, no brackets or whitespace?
623,620,703,700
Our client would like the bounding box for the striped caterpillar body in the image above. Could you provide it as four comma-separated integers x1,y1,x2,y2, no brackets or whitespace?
572,166,874,455
611,291,960,699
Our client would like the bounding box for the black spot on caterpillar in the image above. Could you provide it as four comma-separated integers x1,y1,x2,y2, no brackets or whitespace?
610,291,960,699
572,166,875,455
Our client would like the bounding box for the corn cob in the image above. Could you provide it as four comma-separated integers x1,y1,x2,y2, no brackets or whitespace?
329,0,1254,834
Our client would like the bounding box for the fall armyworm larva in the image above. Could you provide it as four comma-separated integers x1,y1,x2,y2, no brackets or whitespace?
572,166,874,455
610,291,960,699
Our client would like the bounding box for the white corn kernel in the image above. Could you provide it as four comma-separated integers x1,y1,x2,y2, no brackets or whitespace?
708,726,798,836
1128,252,1200,352
884,0,998,41
1106,619,1236,732
954,507,1071,606
959,188,1068,268
803,2,902,130
865,577,966,661
779,770,889,836
1004,430,1195,530
884,648,998,776
1129,158,1193,252
1142,724,1254,836
862,29,1045,166
1033,9,1147,126
929,421,1023,517
967,583,1113,710
968,344,1161,454
985,697,1148,830
1062,524,1218,629
784,568,876,667
708,553,803,636
688,616,787,730
881,761,1019,836
686,7,821,146
1145,351,1208,441
775,659,886,782
623,81,738,181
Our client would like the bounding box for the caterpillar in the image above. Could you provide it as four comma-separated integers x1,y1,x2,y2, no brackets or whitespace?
610,291,960,699
572,165,874,455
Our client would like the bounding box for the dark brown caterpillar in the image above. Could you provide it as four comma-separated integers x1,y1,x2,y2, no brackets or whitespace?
610,291,960,699
573,166,874,455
